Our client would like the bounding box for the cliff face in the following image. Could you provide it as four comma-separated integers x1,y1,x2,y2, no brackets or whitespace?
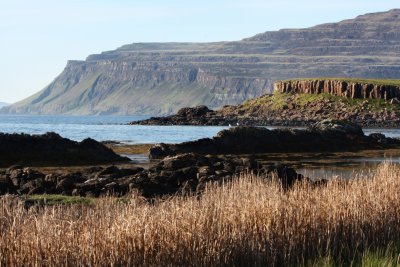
274,79,400,100
4,9,400,115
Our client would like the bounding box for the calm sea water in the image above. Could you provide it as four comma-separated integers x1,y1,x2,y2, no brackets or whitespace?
0,115,399,178
0,115,230,144
0,115,399,144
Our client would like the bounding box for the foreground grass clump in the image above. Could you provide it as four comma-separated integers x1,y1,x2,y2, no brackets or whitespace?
25,194,95,206
1,164,400,266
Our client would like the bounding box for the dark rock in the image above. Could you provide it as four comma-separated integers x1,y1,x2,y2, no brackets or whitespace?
56,173,85,193
177,106,212,117
369,133,388,144
310,119,364,136
0,175,16,194
162,154,199,170
149,143,175,159
0,154,322,199
266,165,307,189
98,166,120,176
149,120,400,159
20,178,45,195
0,132,130,167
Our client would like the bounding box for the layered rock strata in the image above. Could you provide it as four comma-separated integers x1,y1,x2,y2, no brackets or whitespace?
4,9,400,115
133,90,400,127
274,80,400,100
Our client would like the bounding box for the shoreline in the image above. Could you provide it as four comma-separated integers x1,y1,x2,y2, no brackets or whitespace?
131,119,400,128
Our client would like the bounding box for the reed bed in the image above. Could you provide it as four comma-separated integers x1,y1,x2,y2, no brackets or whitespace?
1,163,400,266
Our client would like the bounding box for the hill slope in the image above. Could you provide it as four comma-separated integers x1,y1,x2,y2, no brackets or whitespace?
0,102,9,108
4,9,400,115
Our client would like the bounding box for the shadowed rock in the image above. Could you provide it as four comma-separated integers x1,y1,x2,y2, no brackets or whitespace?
0,155,320,199
0,132,130,167
149,120,400,159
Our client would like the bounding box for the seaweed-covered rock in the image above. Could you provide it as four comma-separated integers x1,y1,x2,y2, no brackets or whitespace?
0,132,130,167
0,154,320,199
149,120,400,159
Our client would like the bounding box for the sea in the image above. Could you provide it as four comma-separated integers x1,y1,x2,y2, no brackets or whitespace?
1,115,399,143
0,115,400,179
0,115,228,144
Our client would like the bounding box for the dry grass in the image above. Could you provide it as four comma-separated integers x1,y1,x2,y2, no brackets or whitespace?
1,163,400,266
105,143,153,155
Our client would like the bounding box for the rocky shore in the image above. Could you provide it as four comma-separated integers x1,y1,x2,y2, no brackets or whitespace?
0,154,316,199
149,120,400,159
0,132,129,167
1,120,399,200
132,81,400,127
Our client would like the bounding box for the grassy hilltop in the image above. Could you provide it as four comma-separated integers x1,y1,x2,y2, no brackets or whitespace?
135,78,400,127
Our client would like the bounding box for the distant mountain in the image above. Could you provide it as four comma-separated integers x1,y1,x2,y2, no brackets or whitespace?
0,102,9,108
3,9,400,115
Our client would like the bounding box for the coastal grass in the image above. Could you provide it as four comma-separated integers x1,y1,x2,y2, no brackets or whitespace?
242,91,399,112
1,163,400,266
105,143,153,155
24,194,95,206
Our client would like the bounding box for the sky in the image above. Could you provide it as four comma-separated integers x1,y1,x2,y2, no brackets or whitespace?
0,0,399,104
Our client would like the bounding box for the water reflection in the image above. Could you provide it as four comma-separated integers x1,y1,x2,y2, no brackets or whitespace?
254,149,400,180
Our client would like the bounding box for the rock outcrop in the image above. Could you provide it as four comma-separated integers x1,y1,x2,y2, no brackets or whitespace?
0,132,129,167
4,9,400,115
274,80,400,100
149,120,400,159
133,87,400,127
0,155,318,199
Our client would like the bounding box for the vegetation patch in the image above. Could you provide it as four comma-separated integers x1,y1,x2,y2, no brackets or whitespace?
25,194,95,206
2,164,400,266
241,91,400,113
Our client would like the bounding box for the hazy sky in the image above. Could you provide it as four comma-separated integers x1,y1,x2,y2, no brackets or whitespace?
0,0,399,103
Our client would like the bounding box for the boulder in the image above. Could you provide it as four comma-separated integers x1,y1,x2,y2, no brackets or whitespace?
149,120,400,159
177,105,212,117
0,175,16,194
310,119,364,136
0,132,130,167
0,156,326,199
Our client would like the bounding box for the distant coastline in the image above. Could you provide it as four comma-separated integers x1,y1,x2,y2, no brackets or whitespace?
0,102,9,109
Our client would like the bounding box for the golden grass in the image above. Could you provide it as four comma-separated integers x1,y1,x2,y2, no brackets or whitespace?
1,163,400,266
105,143,153,155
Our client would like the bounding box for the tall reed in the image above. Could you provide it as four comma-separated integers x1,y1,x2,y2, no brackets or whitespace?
1,163,400,266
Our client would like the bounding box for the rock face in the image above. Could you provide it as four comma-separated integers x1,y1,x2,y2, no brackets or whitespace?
149,120,400,159
0,155,316,199
274,80,400,100
133,87,400,127
3,9,400,115
0,132,129,167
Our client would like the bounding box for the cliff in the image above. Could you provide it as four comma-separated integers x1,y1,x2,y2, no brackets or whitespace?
4,9,400,115
133,78,400,127
274,79,400,100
